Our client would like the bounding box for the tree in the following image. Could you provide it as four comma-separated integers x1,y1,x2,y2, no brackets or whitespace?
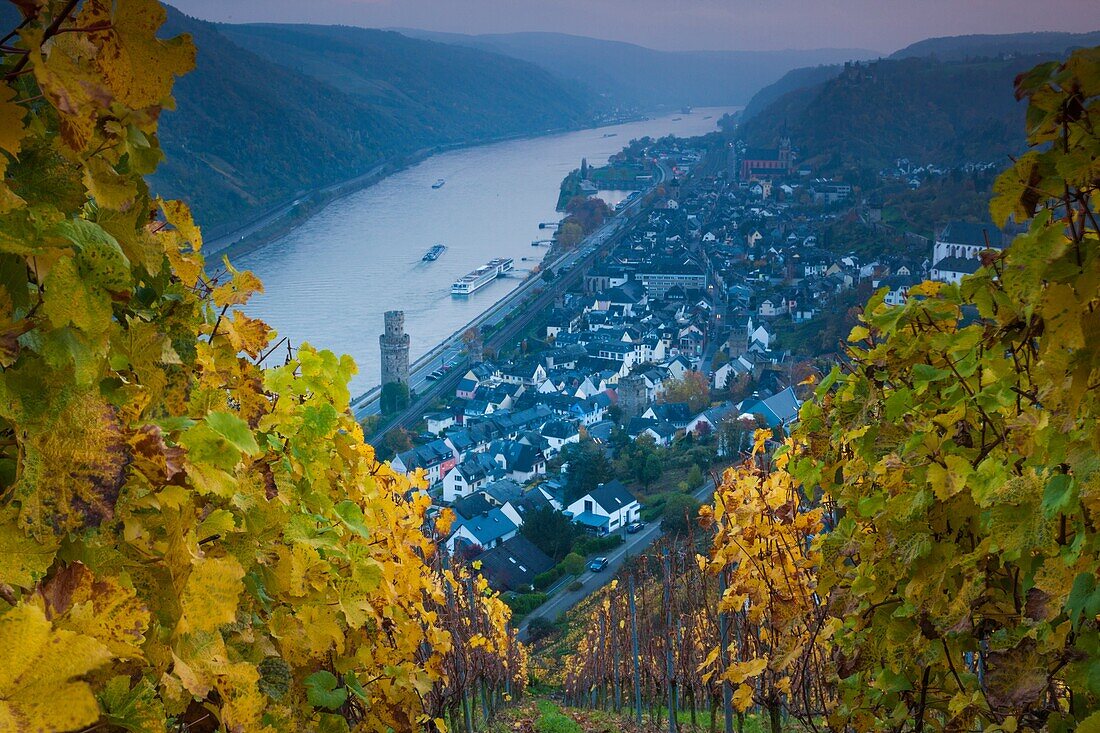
560,439,614,504
662,371,711,412
556,221,584,248
661,494,702,535
380,380,410,414
380,427,414,459
641,454,664,489
561,552,586,576
564,196,611,233
687,464,704,490
520,506,582,562
0,8,524,730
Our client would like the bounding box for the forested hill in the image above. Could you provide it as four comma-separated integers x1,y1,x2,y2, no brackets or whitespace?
395,29,878,109
891,30,1100,60
738,55,1049,173
739,64,846,122
150,8,594,237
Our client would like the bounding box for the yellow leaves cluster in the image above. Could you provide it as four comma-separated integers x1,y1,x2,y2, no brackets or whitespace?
0,4,524,732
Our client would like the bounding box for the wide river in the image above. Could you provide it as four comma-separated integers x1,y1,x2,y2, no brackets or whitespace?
238,107,737,393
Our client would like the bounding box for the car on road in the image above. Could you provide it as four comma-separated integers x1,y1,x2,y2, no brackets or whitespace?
626,521,645,534
587,557,609,572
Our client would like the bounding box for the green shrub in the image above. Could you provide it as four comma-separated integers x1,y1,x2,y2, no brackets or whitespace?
532,565,564,591
526,617,557,642
571,534,624,556
561,552,586,576
504,592,548,618
567,580,583,592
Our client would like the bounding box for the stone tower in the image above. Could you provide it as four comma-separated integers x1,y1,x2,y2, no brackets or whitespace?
379,310,410,387
617,374,647,422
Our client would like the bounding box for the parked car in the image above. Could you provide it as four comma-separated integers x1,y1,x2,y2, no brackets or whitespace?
587,557,609,572
626,521,645,534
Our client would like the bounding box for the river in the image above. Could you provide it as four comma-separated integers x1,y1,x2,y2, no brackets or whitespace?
237,107,737,392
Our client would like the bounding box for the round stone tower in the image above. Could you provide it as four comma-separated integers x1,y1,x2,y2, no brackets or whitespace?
617,374,647,422
379,310,410,387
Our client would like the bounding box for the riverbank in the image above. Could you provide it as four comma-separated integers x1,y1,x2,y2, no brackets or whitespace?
235,108,736,390
209,115,649,261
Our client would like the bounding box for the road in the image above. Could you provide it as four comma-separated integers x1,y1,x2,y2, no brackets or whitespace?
207,164,388,252
517,475,716,642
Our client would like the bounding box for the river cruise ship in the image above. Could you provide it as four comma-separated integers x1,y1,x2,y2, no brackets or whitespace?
451,258,514,295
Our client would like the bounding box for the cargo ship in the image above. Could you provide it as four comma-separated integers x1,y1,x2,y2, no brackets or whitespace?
432,178,446,189
422,244,447,262
451,258,514,295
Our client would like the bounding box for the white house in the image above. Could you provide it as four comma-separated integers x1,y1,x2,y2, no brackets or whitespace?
445,508,518,552
565,480,642,536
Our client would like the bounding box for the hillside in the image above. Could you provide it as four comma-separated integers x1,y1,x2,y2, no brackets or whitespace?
738,55,1046,172
892,30,1100,60
151,9,594,237
216,23,592,141
739,63,846,122
395,29,878,109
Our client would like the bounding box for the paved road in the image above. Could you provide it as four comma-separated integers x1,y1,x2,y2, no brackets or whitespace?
517,476,717,642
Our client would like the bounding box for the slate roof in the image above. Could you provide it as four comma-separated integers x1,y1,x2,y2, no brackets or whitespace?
931,256,983,275
541,420,579,440
452,493,494,520
475,536,554,592
939,221,1000,249
454,508,517,547
588,480,639,514
738,386,801,428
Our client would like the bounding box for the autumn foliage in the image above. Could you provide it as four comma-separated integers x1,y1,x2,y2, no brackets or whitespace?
557,48,1100,733
0,3,521,732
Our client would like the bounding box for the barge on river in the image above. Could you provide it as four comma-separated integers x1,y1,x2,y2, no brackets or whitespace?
422,244,447,261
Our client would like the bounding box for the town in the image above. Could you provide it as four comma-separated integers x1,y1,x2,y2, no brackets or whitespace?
367,127,1011,629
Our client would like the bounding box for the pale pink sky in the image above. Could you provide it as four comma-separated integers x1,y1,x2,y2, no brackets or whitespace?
168,0,1099,53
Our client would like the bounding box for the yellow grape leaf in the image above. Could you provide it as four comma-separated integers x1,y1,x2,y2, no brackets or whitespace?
0,603,113,733
79,0,196,109
211,260,263,308
732,682,755,712
0,85,26,166
0,508,58,588
215,662,265,733
179,556,244,633
927,455,973,501
82,156,138,210
159,198,202,252
38,562,150,659
41,253,113,336
726,657,768,684
221,310,272,359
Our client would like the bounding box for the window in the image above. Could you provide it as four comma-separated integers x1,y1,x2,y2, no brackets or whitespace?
584,500,593,512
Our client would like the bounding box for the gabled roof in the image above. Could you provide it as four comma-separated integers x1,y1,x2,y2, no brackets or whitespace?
452,493,494,520
541,420,579,440
453,508,517,546
475,536,554,592
938,221,1001,249
931,256,982,275
738,386,801,428
482,478,525,506
588,480,638,514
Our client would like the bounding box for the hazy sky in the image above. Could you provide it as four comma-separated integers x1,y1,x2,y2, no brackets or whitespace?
167,0,1099,53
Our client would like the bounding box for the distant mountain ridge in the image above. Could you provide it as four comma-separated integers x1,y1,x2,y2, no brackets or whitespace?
150,9,595,236
891,30,1100,60
392,28,879,109
738,55,1053,172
